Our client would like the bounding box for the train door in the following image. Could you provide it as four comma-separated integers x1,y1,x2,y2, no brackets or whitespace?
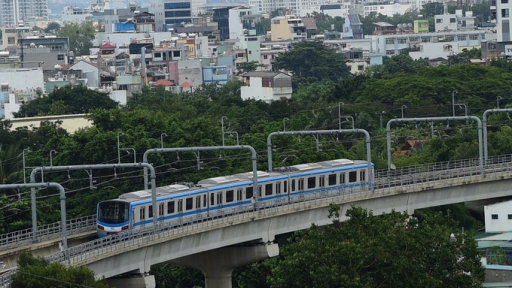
285,176,290,203
177,199,183,224
131,207,136,230
139,206,146,228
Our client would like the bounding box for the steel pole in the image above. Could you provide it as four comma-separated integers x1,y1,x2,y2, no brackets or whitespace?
30,163,158,239
483,109,512,163
386,116,484,176
266,129,373,191
143,145,259,205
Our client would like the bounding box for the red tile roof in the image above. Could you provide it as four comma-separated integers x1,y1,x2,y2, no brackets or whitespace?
153,79,173,87
100,42,116,49
181,81,193,88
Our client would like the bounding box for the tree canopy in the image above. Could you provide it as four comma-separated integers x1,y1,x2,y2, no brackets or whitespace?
268,205,485,288
272,41,350,83
13,84,119,118
57,21,95,56
11,252,110,288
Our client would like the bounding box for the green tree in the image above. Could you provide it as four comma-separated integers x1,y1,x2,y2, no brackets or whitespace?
12,251,110,288
237,61,264,74
472,1,491,23
272,41,350,83
13,84,118,118
421,2,445,17
268,205,485,288
57,21,95,56
44,22,61,34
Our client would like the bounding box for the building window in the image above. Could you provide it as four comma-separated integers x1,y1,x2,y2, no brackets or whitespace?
57,55,64,60
508,214,512,219
458,35,467,41
385,38,395,44
164,2,190,9
470,34,479,40
492,214,499,219
444,35,454,41
503,0,508,4
358,65,364,71
503,9,509,17
436,18,443,23
386,50,395,55
263,55,268,59
397,38,407,44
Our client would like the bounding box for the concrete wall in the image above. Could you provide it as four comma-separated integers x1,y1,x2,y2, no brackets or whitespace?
178,59,203,89
0,68,44,91
485,200,512,233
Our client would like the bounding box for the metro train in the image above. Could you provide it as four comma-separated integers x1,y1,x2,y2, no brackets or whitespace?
96,159,374,237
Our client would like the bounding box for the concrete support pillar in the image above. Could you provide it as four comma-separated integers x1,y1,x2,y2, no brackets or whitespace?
170,243,279,288
104,274,155,288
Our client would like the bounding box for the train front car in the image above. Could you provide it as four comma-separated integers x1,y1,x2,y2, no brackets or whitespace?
97,200,130,237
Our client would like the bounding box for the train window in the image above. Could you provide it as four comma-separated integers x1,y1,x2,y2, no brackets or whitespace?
291,180,296,191
167,201,175,214
265,184,273,195
360,170,366,181
148,205,153,218
307,177,316,189
340,173,346,184
226,190,234,203
217,192,223,204
237,189,242,201
329,174,336,186
196,196,201,208
246,187,253,199
258,185,262,197
284,181,287,192
319,176,325,187
158,203,164,216
298,179,304,190
203,195,207,207
210,193,215,206
276,182,281,194
349,171,357,183
186,198,193,210
140,207,145,220
178,200,183,212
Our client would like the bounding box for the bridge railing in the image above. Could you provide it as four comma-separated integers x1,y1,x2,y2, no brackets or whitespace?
0,215,96,252
43,160,512,268
3,155,512,286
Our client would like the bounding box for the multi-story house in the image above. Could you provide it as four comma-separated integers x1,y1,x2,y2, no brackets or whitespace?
434,10,476,32
17,36,70,70
270,15,307,41
241,71,292,103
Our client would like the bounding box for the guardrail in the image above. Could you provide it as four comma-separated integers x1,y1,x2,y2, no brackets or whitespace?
2,155,512,287
0,215,96,252
45,160,512,268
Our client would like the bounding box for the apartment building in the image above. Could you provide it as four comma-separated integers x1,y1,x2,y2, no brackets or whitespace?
0,0,48,27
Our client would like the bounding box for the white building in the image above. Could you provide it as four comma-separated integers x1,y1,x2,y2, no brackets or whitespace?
241,71,292,103
409,42,459,60
484,200,512,233
0,0,48,27
69,60,100,89
370,30,495,56
363,3,412,17
249,0,319,16
434,10,476,32
227,6,259,40
0,68,44,91
492,0,512,42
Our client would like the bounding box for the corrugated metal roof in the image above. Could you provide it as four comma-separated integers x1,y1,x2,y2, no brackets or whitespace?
479,232,512,241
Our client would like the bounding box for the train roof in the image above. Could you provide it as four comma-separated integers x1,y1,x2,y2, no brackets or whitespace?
119,184,192,201
198,171,279,186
